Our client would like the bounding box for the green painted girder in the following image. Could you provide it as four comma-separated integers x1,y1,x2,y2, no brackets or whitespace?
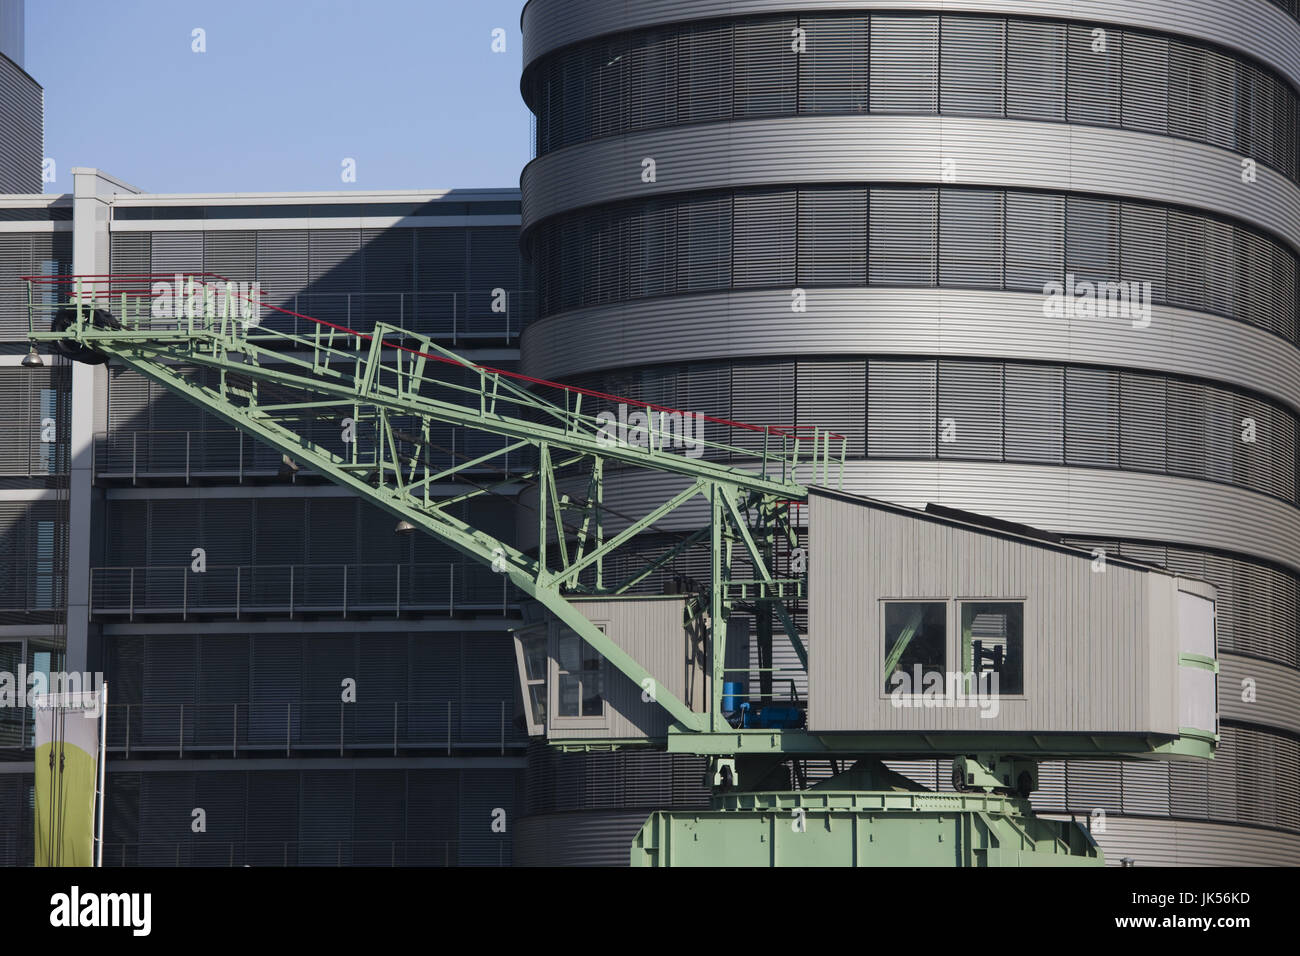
30,277,827,738
630,792,1103,866
664,729,1216,760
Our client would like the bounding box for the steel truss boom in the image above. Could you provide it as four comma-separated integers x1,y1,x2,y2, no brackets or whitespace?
27,274,845,735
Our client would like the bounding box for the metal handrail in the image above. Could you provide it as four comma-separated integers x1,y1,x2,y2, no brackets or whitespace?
89,562,515,617
100,839,482,867
102,698,523,758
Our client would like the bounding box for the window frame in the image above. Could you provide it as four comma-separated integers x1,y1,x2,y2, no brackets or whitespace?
958,598,1028,698
879,598,950,698
548,621,609,729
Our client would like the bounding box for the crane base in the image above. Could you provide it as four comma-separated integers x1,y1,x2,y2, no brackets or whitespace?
630,789,1102,866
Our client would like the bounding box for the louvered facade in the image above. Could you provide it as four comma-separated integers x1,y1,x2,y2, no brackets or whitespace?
0,187,532,866
0,0,39,195
518,0,1300,864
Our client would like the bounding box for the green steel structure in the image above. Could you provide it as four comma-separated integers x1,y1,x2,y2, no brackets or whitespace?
25,274,1200,866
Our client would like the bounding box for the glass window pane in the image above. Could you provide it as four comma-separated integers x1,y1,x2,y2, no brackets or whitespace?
884,601,946,693
961,602,1024,695
558,674,581,717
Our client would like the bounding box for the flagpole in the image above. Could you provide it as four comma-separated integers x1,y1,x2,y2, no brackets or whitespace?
95,682,107,868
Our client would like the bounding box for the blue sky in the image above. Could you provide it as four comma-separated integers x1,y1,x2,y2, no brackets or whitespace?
28,0,532,194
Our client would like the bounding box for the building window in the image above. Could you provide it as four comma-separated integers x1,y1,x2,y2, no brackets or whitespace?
513,627,548,735
0,641,23,747
883,601,947,693
556,628,604,718
961,601,1024,694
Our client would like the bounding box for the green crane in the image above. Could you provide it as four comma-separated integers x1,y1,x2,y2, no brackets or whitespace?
26,274,1209,866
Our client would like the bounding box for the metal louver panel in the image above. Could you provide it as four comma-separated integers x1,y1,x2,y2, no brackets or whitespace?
1203,218,1236,318
202,231,256,283
415,227,466,334
730,360,795,454
1166,210,1206,312
629,28,677,133
244,772,299,864
1065,760,1124,814
733,189,795,289
0,233,72,339
797,360,866,458
868,359,936,458
1118,372,1168,473
1066,23,1122,127
588,34,630,141
869,188,936,286
679,21,733,123
938,189,1003,289
1203,49,1239,152
682,362,732,451
939,16,1004,117
1004,191,1063,292
1167,380,1207,480
468,227,521,335
109,232,151,278
628,199,676,298
1003,364,1064,464
1064,367,1119,468
255,230,309,323
937,360,1002,460
306,229,362,327
1121,761,1172,815
458,770,516,865
797,187,866,286
1065,196,1120,288
797,15,868,115
150,231,203,277
1121,32,1169,134
1119,202,1167,303
298,771,354,864
676,193,732,292
869,15,938,114
1168,43,1208,142
734,17,795,118
361,227,414,297
1006,20,1065,121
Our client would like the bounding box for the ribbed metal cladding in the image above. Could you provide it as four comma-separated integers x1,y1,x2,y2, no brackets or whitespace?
520,0,1300,90
520,0,1300,864
524,12,1299,181
0,51,40,194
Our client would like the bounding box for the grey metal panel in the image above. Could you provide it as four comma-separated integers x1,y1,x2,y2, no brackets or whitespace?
515,809,649,866
1041,813,1300,865
519,289,1300,419
520,0,1300,92
576,460,1300,579
0,231,72,341
0,51,39,195
806,490,1172,734
1219,654,1300,736
519,118,1300,252
550,596,699,741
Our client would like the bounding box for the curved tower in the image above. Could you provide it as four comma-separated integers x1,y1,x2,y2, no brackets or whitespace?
0,0,41,193
518,1,1300,864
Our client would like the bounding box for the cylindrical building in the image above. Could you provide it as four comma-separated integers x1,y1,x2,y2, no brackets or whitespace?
517,0,1300,864
0,0,41,194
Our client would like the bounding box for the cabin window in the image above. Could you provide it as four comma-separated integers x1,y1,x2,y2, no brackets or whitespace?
883,601,947,693
960,602,1024,695
556,628,605,718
